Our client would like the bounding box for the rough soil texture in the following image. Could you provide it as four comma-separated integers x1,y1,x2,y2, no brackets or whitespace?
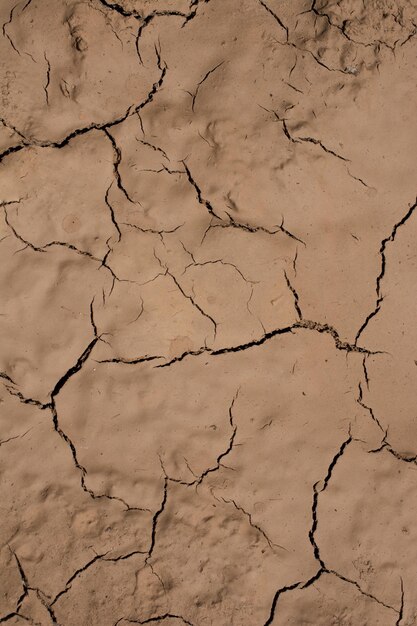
1,0,417,624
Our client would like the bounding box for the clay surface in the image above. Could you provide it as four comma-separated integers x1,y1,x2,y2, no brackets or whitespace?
1,0,417,624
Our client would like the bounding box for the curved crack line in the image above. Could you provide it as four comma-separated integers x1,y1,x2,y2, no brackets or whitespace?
2,3,21,57
158,391,239,490
1,199,127,293
145,471,168,565
115,615,195,625
0,47,167,163
221,497,288,552
191,60,224,112
261,106,351,164
305,433,399,616
355,197,417,344
306,0,405,51
6,550,62,625
309,432,353,568
263,570,323,626
258,0,288,41
43,52,51,106
155,317,379,369
1,299,145,511
167,270,217,339
284,270,301,319
103,129,135,204
50,553,108,606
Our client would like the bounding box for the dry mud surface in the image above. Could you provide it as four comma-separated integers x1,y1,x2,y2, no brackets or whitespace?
1,0,417,624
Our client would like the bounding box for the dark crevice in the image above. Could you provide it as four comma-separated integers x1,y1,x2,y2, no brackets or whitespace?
191,61,224,112
284,270,302,319
296,135,349,162
13,552,29,611
307,0,401,51
145,473,168,564
221,497,288,552
135,45,167,113
116,615,195,625
212,325,294,355
0,144,25,165
43,52,51,106
155,348,207,368
294,319,381,355
139,139,168,160
182,161,222,219
0,47,167,163
104,185,122,241
207,214,306,247
263,570,323,626
195,390,239,485
328,570,399,613
265,107,349,162
98,355,163,365
103,129,135,204
50,553,108,606
1,201,45,252
370,433,417,467
258,0,288,41
396,578,404,626
51,337,98,398
309,433,352,568
357,381,384,432
2,4,21,57
355,197,417,344
167,270,217,339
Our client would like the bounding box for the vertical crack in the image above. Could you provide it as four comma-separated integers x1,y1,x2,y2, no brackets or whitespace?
284,270,302,319
103,129,135,204
355,197,417,344
43,52,51,106
396,578,404,626
309,432,353,568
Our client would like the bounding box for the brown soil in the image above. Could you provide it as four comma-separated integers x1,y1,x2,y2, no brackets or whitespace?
1,0,417,624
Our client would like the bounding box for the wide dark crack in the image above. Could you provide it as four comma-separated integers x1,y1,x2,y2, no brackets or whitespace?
263,570,323,626
103,129,135,204
309,433,353,568
0,47,167,161
355,197,417,344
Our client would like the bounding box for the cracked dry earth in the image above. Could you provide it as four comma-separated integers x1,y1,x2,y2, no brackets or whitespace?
1,1,417,626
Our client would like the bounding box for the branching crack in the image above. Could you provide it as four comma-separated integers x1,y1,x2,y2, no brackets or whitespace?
357,381,384,432
263,107,349,162
104,129,135,204
0,46,167,163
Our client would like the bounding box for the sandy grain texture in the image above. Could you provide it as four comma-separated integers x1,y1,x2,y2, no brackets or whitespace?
1,0,417,624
